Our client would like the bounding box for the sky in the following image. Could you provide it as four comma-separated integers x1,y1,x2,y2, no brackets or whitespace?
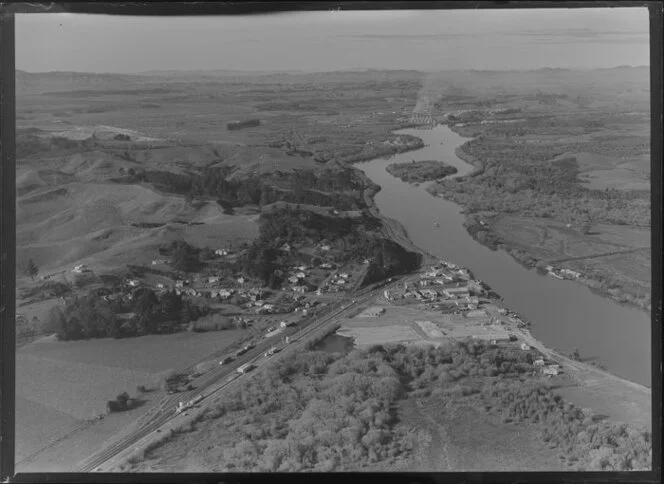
16,7,650,73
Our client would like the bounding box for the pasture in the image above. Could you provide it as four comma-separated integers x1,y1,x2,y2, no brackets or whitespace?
15,329,246,470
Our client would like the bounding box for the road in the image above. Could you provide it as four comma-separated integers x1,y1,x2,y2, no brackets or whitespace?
72,275,415,472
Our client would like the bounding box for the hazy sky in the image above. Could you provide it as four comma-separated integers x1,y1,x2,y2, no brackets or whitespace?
16,7,650,73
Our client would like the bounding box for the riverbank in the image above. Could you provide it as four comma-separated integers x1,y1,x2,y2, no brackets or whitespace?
357,171,436,268
425,125,651,315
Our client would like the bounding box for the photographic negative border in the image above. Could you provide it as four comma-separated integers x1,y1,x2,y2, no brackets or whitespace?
0,1,661,483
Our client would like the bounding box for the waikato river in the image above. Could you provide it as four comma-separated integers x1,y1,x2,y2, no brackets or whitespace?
356,125,651,387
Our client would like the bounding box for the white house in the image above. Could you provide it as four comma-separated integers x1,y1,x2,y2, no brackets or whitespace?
156,283,165,289
542,366,560,376
339,273,349,279
127,279,140,287
208,276,220,284
443,287,469,298
520,343,531,351
295,272,306,279
320,245,331,251
288,276,299,284
237,277,245,285
175,280,184,288
218,289,232,299
293,285,308,293
560,268,581,278
534,358,545,366
320,263,333,269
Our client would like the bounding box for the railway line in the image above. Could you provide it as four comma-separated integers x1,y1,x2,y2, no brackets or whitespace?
73,276,413,472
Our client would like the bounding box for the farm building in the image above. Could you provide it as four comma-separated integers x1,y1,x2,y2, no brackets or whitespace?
443,287,470,298
227,119,260,130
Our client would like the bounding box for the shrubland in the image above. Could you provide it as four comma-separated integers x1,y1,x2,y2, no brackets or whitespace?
137,341,650,472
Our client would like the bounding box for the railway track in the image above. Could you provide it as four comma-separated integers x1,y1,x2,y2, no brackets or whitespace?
74,278,410,472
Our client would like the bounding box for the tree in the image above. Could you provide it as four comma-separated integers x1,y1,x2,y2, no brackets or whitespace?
25,259,38,281
171,246,200,273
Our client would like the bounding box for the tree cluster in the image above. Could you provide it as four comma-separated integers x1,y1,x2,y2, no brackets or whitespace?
46,287,206,340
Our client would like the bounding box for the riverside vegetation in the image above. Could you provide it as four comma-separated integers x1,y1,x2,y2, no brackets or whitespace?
386,160,458,183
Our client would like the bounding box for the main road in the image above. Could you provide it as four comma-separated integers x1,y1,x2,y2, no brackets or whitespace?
72,274,417,472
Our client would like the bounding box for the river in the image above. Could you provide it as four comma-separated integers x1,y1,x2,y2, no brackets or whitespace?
356,125,651,387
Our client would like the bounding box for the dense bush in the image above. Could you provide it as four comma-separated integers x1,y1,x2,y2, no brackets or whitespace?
386,160,458,183
46,288,207,340
433,136,650,227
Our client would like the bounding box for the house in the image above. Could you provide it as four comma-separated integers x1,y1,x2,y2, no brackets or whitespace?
156,283,165,289
339,273,349,279
560,268,581,278
297,266,308,272
384,290,391,300
127,279,140,287
320,245,331,251
237,277,245,285
467,280,483,294
293,285,308,293
542,366,560,376
534,359,545,366
443,287,470,298
520,343,531,351
419,279,432,287
335,279,346,285
208,276,220,284
210,291,219,298
320,263,332,269
295,272,306,279
175,280,184,288
457,269,470,279
218,289,232,299
288,276,299,284
215,249,228,256
280,243,291,253
280,320,296,328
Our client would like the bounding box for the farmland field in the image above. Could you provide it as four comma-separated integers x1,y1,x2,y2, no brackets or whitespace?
15,329,246,470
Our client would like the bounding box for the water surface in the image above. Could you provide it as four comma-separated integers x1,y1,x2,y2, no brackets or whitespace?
357,125,651,387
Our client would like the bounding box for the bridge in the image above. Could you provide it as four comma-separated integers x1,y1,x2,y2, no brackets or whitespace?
409,113,436,129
